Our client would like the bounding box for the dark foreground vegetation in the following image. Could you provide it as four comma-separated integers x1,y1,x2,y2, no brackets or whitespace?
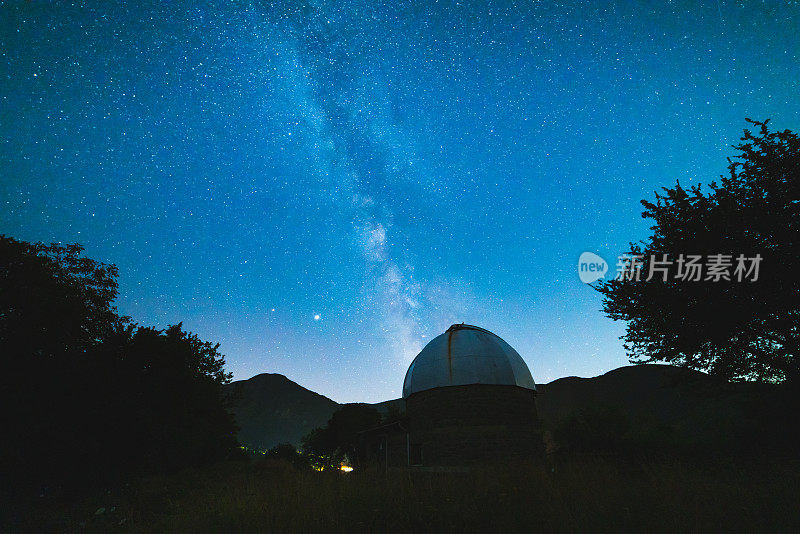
15,455,799,533
0,236,240,525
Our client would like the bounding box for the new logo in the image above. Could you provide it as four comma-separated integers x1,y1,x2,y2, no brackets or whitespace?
578,252,608,284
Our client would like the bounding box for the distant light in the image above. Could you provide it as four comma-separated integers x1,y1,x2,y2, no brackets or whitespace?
314,314,321,321
339,465,353,472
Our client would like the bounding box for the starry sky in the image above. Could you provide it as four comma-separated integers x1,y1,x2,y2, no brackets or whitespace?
2,1,798,402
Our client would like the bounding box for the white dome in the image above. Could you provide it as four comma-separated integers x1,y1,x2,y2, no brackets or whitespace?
402,324,536,398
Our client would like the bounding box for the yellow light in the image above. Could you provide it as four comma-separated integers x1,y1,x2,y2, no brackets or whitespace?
339,465,354,472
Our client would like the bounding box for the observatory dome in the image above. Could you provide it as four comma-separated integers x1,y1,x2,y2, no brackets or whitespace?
402,324,536,398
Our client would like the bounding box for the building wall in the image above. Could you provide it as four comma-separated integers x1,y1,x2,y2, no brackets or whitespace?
406,384,543,466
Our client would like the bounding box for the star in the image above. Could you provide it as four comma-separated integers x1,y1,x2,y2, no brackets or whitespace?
2,0,797,403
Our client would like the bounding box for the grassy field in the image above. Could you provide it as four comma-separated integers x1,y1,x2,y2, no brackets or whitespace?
15,456,800,533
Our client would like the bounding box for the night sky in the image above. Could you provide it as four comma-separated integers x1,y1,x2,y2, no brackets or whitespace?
2,1,798,402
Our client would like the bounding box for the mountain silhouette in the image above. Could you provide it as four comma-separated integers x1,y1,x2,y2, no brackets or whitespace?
224,373,402,450
226,365,794,454
223,373,339,450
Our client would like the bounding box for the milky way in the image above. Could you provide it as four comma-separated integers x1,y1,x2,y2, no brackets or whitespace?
2,1,798,401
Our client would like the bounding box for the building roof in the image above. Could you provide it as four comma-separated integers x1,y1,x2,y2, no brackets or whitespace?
402,324,536,398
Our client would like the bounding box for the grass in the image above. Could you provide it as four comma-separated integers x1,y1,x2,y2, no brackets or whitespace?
15,456,800,533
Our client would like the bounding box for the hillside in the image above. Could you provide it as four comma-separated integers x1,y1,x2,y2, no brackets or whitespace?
224,374,404,450
225,365,795,454
223,374,340,450
536,364,795,455
536,364,714,429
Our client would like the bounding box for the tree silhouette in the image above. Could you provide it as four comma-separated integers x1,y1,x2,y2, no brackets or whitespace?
301,404,381,468
596,119,799,383
0,236,239,505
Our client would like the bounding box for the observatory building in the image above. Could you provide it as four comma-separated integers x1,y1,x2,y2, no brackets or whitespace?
362,324,543,470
